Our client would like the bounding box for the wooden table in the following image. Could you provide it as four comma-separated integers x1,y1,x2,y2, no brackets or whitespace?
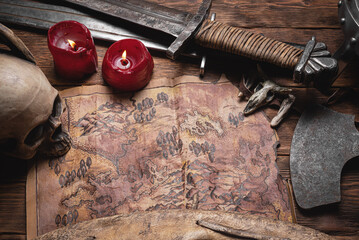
1,0,358,239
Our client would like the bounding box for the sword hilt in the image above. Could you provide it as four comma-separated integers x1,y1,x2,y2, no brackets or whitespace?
194,20,338,88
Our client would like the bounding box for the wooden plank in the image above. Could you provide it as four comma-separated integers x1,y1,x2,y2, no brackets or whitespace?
153,0,340,28
276,156,291,179
13,27,342,60
0,234,26,240
0,156,27,236
1,0,358,239
9,27,354,90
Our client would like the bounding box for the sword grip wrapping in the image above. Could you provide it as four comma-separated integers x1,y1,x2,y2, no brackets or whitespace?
194,20,303,69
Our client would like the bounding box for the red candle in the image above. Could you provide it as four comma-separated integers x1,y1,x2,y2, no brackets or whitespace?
102,39,154,91
48,21,98,80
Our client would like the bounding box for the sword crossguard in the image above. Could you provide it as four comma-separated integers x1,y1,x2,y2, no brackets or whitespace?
166,0,212,60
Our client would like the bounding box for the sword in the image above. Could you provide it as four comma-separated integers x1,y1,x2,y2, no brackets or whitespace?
63,0,339,88
0,0,338,87
0,0,208,72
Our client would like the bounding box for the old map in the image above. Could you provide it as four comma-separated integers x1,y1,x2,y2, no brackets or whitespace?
27,75,292,237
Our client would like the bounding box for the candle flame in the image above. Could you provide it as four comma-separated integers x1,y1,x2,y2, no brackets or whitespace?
67,39,76,50
122,50,127,60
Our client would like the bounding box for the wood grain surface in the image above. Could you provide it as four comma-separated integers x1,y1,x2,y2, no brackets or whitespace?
0,0,358,239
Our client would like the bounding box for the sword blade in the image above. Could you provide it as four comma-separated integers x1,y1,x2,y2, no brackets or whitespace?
0,0,198,57
62,0,192,37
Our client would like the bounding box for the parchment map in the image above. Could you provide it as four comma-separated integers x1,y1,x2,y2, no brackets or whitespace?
28,75,292,236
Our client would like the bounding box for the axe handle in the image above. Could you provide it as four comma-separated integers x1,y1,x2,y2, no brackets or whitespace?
194,20,303,69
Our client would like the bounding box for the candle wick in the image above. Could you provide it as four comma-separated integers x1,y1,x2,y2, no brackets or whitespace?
67,39,78,51
121,59,128,66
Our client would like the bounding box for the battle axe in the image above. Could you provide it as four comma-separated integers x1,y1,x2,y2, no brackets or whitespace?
290,104,359,209
0,0,338,87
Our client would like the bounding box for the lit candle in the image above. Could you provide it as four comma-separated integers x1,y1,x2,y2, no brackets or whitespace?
48,21,98,80
116,50,131,70
102,39,154,91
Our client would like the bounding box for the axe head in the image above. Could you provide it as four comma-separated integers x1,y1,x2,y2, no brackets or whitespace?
290,104,359,209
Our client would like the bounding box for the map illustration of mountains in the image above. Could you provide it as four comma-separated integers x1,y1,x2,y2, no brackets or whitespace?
27,75,292,236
